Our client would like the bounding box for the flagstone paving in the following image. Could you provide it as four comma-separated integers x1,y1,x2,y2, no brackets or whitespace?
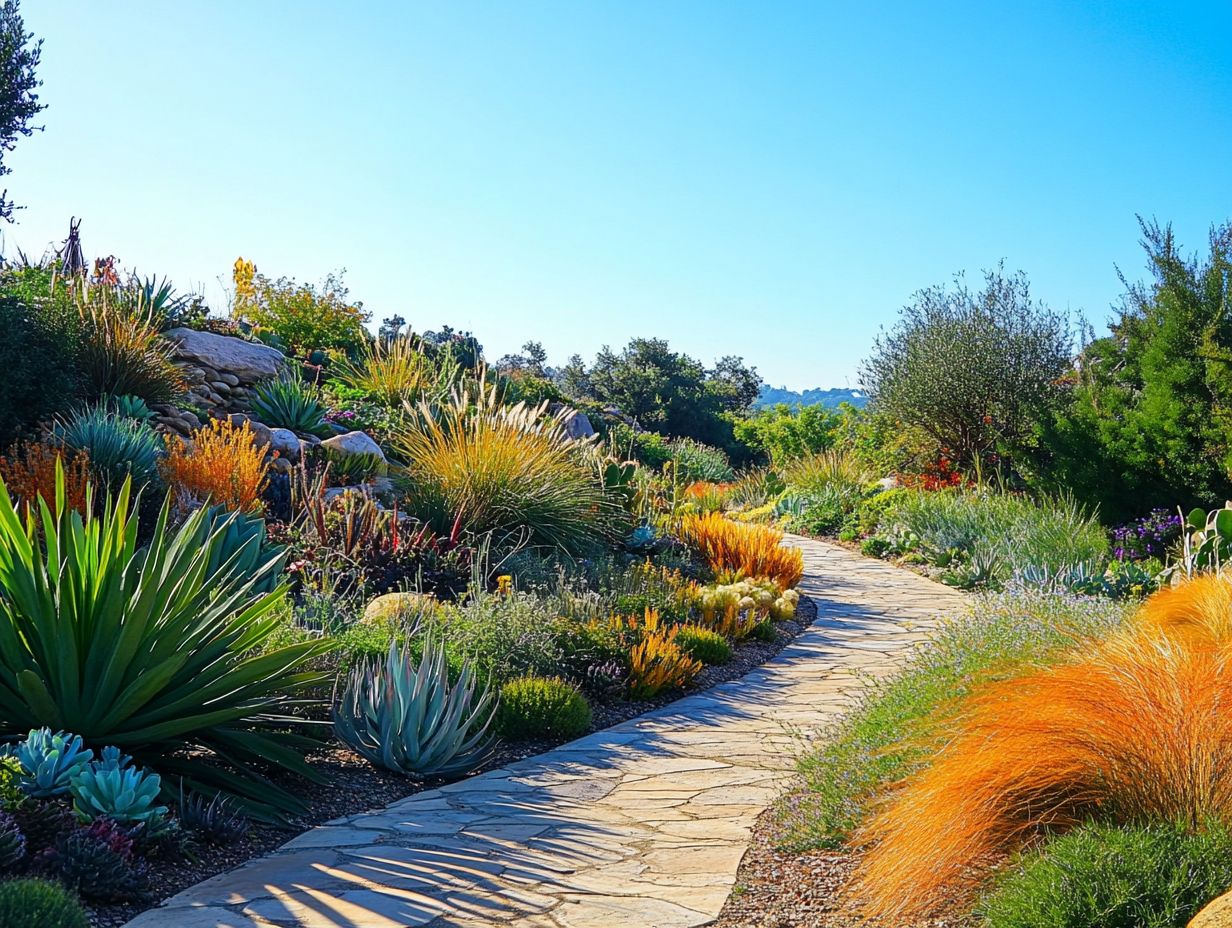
124,536,965,928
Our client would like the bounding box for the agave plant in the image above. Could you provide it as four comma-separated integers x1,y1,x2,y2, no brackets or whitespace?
71,759,167,827
333,638,496,777
0,464,330,820
11,729,93,799
202,504,286,595
107,394,155,422
250,372,330,436
53,405,163,490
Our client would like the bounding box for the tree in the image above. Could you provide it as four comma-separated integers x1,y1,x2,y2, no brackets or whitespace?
1039,219,1232,521
0,1,44,222
565,338,760,454
860,265,1071,476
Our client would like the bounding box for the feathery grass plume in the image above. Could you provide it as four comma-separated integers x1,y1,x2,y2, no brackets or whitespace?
392,378,619,554
679,512,804,589
853,574,1232,920
160,418,270,513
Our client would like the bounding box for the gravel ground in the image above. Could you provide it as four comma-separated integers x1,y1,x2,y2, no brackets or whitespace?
714,791,971,928
90,601,813,927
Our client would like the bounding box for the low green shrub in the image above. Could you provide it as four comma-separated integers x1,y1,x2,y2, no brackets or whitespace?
666,437,734,482
977,820,1232,928
0,878,90,928
890,489,1109,581
494,676,592,740
779,590,1128,852
676,626,732,664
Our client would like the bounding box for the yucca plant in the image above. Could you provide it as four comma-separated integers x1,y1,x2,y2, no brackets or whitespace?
54,406,163,490
333,638,496,777
250,371,330,436
392,381,619,554
0,464,330,820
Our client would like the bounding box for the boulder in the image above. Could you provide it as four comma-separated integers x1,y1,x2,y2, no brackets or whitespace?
1191,892,1232,927
321,430,386,463
563,410,595,440
267,428,301,462
164,328,286,383
362,591,439,625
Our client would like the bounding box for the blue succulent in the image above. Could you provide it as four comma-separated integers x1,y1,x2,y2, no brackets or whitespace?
13,729,93,799
71,758,167,827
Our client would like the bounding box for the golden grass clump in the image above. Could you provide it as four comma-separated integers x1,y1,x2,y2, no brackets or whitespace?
0,441,92,516
853,574,1232,920
333,334,461,407
160,418,270,513
679,512,804,589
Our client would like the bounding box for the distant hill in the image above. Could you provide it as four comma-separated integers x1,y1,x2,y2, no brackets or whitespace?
754,385,868,410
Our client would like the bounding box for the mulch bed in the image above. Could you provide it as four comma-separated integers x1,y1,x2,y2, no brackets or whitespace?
92,598,816,927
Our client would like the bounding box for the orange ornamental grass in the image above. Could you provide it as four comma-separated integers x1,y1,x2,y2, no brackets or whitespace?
160,418,270,513
853,574,1232,921
678,512,804,589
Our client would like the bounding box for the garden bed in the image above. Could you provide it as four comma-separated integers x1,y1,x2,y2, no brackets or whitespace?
90,598,814,928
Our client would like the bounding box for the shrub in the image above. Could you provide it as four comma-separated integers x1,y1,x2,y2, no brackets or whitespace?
853,577,1232,920
332,334,461,407
0,470,329,820
333,639,496,776
54,406,163,490
976,820,1232,928
624,609,703,699
0,441,91,515
679,513,804,589
0,879,90,928
0,265,83,447
696,578,795,638
250,372,330,436
232,262,370,356
666,437,734,482
494,676,592,740
675,626,732,664
75,294,185,403
393,382,618,554
784,589,1127,853
890,489,1109,580
160,418,270,513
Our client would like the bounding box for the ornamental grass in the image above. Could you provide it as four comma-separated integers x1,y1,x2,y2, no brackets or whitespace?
853,573,1232,920
679,512,804,589
392,381,619,554
624,608,703,699
160,418,270,513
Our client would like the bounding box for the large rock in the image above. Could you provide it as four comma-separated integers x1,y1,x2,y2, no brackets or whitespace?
362,592,439,625
164,328,286,383
267,428,301,462
1191,892,1232,927
321,430,387,463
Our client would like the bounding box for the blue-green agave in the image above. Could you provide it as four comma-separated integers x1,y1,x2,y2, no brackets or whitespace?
71,759,167,826
333,639,496,777
13,729,93,798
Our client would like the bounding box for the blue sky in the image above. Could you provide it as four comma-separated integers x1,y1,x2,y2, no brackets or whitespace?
7,1,1232,389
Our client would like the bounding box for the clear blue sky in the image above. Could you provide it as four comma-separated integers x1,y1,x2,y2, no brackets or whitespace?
7,1,1232,389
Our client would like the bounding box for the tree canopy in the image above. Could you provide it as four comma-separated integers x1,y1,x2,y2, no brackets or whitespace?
0,0,43,222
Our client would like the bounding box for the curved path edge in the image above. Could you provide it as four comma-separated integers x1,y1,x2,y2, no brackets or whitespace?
124,536,966,928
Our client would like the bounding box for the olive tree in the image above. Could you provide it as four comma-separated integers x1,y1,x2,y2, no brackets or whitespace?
860,266,1071,475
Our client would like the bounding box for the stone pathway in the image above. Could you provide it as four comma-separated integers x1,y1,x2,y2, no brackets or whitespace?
125,537,965,928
